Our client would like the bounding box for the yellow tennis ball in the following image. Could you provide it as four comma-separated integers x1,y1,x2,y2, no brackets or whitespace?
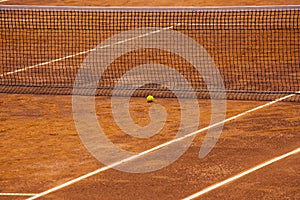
146,95,154,102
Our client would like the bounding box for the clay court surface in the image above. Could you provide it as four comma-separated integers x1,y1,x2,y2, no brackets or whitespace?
0,0,300,199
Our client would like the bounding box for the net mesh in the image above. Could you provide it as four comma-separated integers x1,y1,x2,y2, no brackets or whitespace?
0,6,299,101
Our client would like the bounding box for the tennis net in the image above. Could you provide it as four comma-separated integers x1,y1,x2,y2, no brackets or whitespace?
0,6,299,101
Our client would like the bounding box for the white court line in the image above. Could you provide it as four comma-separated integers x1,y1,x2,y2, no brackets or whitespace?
0,0,8,3
0,25,175,78
183,147,300,200
0,192,37,196
27,92,298,200
0,50,94,78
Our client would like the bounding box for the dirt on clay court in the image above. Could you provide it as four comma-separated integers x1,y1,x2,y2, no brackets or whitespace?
0,0,300,200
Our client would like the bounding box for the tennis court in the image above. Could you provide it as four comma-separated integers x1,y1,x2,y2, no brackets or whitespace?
0,1,299,200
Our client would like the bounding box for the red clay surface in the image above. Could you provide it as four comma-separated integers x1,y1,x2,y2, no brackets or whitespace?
1,96,299,199
0,0,300,200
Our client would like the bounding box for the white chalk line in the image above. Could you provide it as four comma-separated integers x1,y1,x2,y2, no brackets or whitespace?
183,147,300,199
0,0,8,3
0,192,37,196
27,92,298,200
0,25,175,78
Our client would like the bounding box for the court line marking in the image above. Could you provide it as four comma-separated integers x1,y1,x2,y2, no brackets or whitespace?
0,26,175,78
183,147,300,199
0,0,8,3
0,193,37,196
27,92,298,200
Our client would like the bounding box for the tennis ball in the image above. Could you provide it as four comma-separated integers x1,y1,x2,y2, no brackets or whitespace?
146,95,154,102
